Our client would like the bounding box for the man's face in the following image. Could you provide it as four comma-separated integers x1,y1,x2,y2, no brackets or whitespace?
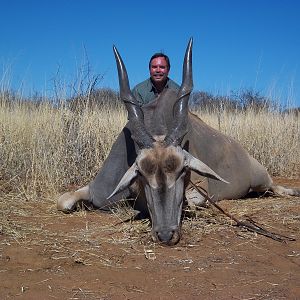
150,57,169,84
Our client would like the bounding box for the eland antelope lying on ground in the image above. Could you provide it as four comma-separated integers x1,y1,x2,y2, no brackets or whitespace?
58,38,300,246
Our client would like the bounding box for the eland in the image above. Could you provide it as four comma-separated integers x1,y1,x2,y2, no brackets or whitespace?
58,38,300,246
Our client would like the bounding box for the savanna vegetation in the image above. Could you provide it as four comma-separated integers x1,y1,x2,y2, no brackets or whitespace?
0,87,299,200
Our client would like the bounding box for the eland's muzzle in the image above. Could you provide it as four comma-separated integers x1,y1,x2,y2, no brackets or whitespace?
153,228,181,246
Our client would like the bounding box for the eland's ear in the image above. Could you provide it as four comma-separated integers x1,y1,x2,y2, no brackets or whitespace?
107,162,139,199
183,150,229,184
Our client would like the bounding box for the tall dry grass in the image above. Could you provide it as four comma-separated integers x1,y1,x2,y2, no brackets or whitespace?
0,93,299,199
198,108,300,177
0,95,127,198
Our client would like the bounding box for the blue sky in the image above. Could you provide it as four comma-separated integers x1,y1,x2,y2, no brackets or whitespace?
1,0,300,107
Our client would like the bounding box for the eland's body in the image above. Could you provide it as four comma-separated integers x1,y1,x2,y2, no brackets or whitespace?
58,39,300,245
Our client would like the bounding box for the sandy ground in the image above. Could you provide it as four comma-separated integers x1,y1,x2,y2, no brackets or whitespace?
0,178,300,300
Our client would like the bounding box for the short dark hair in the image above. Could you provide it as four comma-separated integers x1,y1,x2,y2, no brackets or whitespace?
149,53,170,70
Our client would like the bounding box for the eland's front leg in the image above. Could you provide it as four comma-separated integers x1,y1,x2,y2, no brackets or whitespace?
57,185,90,212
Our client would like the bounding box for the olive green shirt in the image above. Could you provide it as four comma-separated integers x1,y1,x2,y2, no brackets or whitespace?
132,78,180,106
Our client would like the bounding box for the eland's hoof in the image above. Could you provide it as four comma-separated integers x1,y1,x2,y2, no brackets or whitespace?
57,192,76,212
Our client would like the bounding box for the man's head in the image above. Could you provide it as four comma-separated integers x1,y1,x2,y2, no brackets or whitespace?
149,53,170,87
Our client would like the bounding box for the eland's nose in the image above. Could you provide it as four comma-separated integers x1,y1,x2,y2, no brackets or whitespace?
157,230,174,243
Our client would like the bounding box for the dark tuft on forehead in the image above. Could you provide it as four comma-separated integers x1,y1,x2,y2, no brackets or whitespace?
140,157,157,175
163,155,181,173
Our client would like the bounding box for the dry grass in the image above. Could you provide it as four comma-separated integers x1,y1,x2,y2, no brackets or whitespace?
0,96,127,197
1,94,299,199
198,108,300,176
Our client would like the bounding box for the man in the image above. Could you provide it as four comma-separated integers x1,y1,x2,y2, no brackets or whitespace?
132,53,180,106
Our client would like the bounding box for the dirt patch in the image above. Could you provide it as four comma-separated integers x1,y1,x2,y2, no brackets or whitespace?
1,178,300,299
